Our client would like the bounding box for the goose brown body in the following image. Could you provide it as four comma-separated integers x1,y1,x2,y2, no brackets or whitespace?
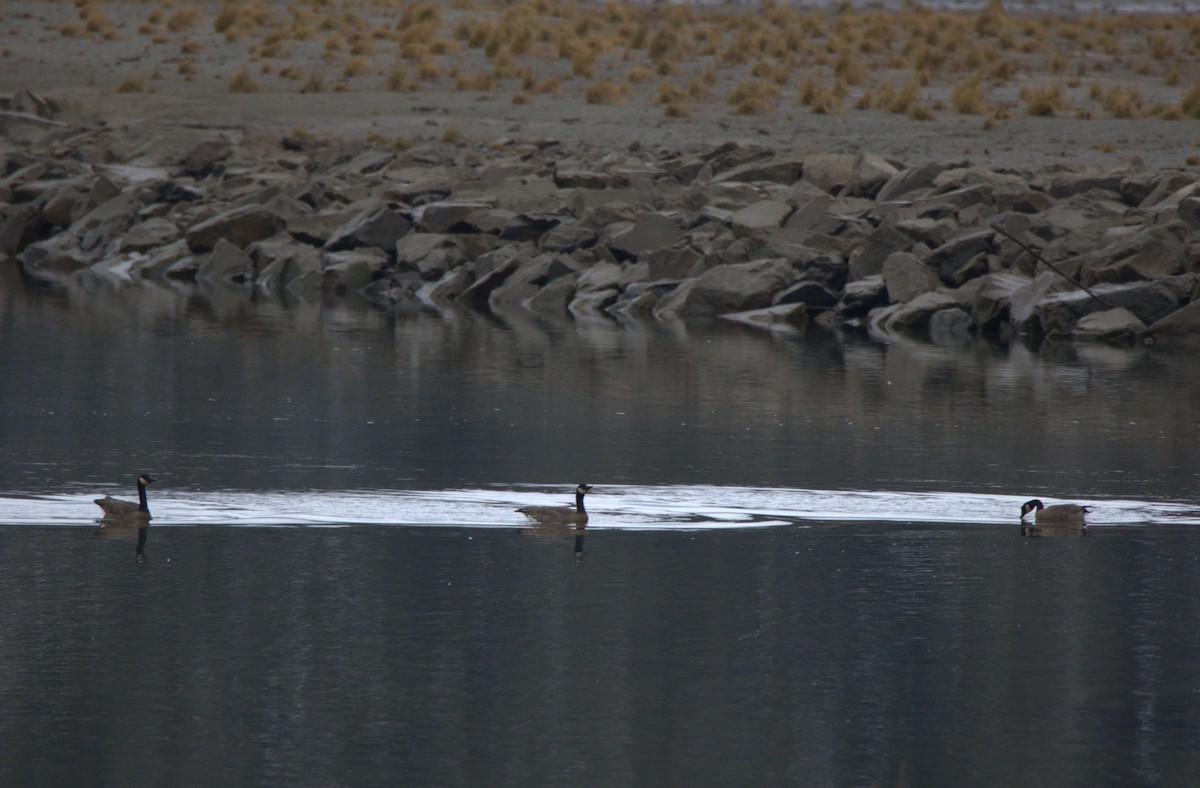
1020,498,1090,524
94,474,156,522
518,484,593,525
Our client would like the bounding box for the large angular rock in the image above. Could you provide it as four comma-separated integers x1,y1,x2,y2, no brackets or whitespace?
710,157,803,186
457,256,520,310
1080,222,1189,285
971,273,1034,331
928,308,974,345
730,201,793,236
540,221,598,253
1148,299,1200,343
1069,307,1146,344
417,267,474,308
195,237,252,282
0,203,48,254
846,154,900,199
925,228,995,285
876,160,967,201
186,206,286,252
643,245,702,280
605,213,685,260
883,252,941,304
255,244,321,293
322,248,388,295
395,233,466,279
772,279,839,308
488,256,575,307
524,274,578,314
120,217,180,253
848,225,911,281
654,258,797,318
413,201,492,233
837,275,888,317
869,291,961,335
1027,280,1181,335
325,206,411,252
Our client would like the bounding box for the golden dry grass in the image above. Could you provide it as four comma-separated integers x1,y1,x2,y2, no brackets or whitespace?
43,0,1200,131
227,68,259,93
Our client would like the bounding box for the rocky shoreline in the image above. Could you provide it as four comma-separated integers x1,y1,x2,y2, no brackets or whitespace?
3,94,1199,347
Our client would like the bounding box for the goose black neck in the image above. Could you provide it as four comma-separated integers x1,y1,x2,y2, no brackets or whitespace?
137,481,149,513
575,491,587,513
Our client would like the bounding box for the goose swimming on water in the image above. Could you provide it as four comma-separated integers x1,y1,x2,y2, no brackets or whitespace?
1019,498,1090,524
517,484,593,525
94,474,156,522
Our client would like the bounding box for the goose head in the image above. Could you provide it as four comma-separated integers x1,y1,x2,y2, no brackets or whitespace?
1019,499,1044,519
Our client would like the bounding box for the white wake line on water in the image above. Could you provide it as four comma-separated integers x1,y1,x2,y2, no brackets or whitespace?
2,486,1200,529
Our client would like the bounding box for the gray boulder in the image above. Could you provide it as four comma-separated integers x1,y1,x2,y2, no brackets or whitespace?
924,228,995,285
883,252,941,304
772,279,839,308
654,258,797,318
413,201,492,234
1148,300,1200,344
417,267,474,308
325,206,411,252
186,206,286,252
322,248,388,295
120,217,180,253
928,308,974,345
395,233,466,279
1080,222,1189,285
869,291,962,336
838,275,888,317
1069,307,1146,344
848,225,911,281
876,161,967,201
195,237,251,282
731,200,793,236
540,221,598,253
605,213,685,260
711,157,803,186
971,273,1034,331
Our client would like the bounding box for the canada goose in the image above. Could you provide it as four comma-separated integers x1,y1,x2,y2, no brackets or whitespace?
517,484,593,525
1019,499,1090,524
94,474,156,522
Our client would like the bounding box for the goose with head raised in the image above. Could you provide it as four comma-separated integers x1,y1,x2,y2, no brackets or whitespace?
517,484,593,525
94,474,156,522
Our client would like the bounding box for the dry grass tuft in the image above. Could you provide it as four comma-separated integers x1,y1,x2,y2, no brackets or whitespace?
585,80,623,104
727,80,778,115
951,74,987,114
166,8,199,32
1021,83,1066,116
1182,78,1200,118
115,76,144,93
227,68,259,93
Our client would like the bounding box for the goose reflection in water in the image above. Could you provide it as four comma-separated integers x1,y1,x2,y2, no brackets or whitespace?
94,521,151,562
522,522,588,559
1020,521,1088,538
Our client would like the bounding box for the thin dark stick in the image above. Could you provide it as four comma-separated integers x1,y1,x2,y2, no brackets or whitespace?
990,223,1115,309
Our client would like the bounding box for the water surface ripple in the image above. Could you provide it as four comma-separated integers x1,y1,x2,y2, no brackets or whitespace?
4,485,1198,528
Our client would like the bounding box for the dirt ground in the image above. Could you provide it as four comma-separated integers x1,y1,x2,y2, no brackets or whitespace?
2,0,1199,171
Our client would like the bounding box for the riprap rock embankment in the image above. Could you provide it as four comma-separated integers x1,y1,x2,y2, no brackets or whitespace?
3,100,1199,347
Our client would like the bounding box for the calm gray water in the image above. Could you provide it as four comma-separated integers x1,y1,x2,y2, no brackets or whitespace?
3,269,1200,786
